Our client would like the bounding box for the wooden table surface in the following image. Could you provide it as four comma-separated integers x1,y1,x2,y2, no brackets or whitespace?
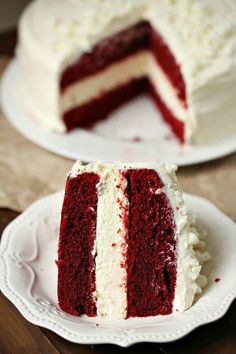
0,31,236,354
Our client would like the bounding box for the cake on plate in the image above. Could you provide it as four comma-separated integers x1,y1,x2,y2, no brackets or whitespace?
57,161,208,318
17,0,236,144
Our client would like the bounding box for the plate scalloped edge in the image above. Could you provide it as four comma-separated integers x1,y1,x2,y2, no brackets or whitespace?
0,191,236,347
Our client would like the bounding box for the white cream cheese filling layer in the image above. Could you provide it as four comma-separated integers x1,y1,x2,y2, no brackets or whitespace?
61,51,188,124
95,167,129,318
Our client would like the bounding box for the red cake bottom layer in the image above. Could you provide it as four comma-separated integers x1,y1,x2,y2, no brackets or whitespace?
63,78,185,143
124,169,177,317
57,172,100,316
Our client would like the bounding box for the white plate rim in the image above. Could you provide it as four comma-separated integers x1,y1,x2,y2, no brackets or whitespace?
0,191,236,347
1,59,236,166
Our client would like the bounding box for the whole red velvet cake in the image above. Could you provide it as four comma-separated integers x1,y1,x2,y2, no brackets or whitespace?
19,0,236,144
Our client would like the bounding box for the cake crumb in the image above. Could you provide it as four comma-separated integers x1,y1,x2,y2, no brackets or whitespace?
120,262,125,269
164,133,173,141
111,243,117,247
214,278,221,283
132,136,142,142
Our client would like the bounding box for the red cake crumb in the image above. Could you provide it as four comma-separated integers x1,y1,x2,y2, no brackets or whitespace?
178,148,185,157
215,278,221,283
164,133,174,141
124,169,177,317
57,172,100,316
132,136,142,142
111,243,117,247
61,21,187,143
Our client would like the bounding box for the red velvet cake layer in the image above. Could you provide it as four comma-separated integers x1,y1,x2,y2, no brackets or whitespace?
124,169,177,317
64,77,148,130
58,172,99,316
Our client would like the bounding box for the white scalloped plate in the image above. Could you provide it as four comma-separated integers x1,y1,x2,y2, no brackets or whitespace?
0,191,236,347
1,60,236,166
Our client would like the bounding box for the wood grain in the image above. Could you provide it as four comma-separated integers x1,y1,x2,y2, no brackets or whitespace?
0,30,16,55
0,295,59,354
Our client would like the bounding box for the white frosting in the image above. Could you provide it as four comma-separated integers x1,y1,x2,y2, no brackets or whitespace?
61,51,188,124
69,161,209,317
156,164,210,312
17,0,236,143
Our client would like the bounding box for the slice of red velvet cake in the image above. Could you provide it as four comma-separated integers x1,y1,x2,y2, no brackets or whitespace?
58,161,208,318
